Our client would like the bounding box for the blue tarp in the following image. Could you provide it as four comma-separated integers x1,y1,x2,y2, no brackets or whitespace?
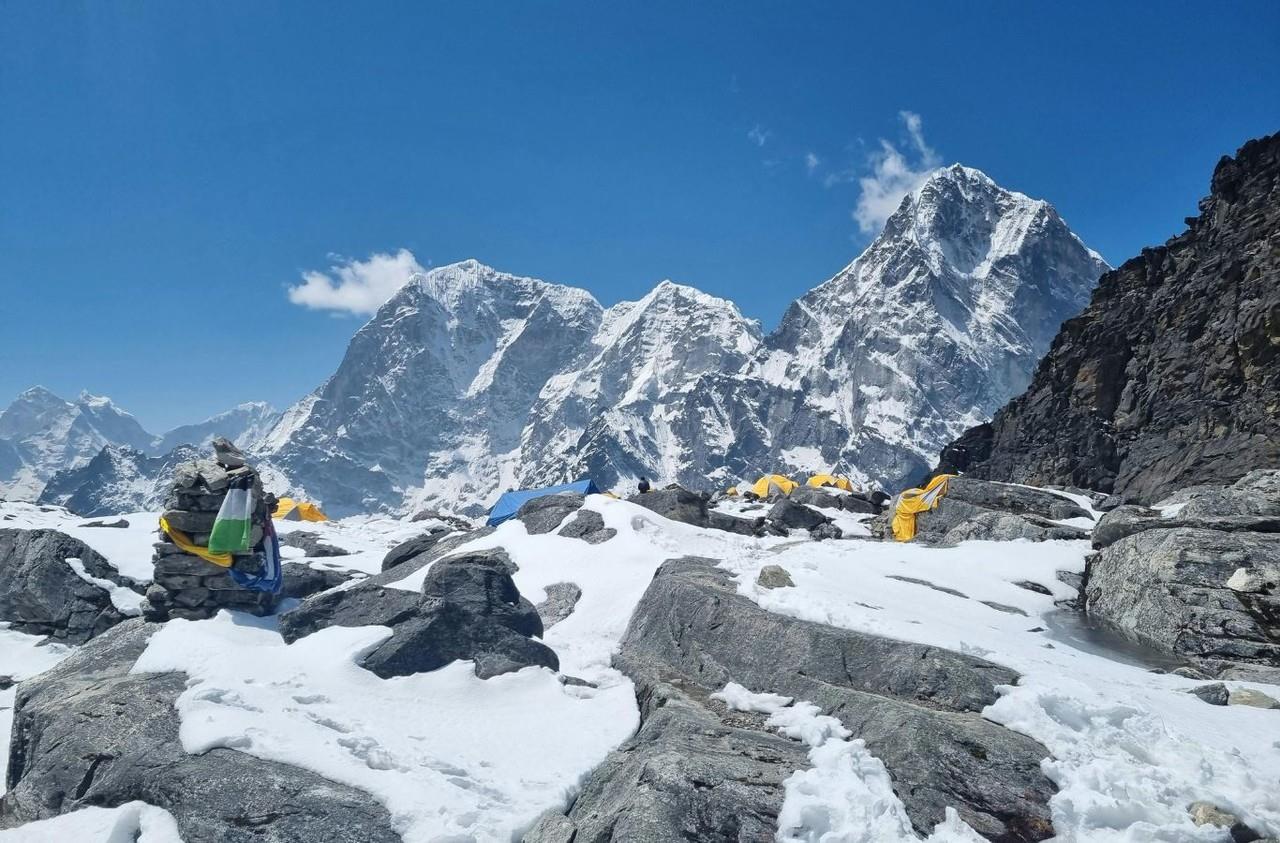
486,478,601,527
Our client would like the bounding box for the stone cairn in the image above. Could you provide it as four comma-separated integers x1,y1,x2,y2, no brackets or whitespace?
143,443,277,621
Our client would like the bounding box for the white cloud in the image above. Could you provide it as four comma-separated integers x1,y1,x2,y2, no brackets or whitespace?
804,152,821,174
287,249,425,316
852,111,941,234
747,124,771,147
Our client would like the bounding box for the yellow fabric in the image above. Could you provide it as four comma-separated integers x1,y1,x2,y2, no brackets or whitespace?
158,516,233,568
273,498,329,522
807,474,853,492
890,474,953,542
749,474,798,498
726,486,739,496
293,502,328,522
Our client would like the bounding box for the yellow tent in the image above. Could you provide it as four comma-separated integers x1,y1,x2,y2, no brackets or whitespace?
273,497,329,522
807,474,853,492
750,474,798,498
726,486,739,496
890,474,953,541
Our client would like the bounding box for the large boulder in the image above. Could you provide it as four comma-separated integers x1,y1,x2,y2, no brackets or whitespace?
765,498,831,531
517,493,587,535
279,561,366,600
1086,527,1280,677
0,528,143,643
557,509,616,544
627,487,709,525
280,544,556,680
528,558,1056,841
1085,470,1280,678
631,486,764,536
278,531,351,558
0,620,400,841
381,524,483,572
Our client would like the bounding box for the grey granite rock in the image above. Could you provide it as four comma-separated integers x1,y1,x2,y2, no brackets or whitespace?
1086,527,1280,669
535,582,582,629
766,498,830,531
278,530,352,558
755,564,794,589
0,620,400,841
557,509,616,544
0,528,142,643
517,493,586,535
535,558,1056,841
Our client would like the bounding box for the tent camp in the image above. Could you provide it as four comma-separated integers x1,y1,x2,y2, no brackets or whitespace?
749,474,798,498
273,497,329,522
807,473,853,492
486,478,601,527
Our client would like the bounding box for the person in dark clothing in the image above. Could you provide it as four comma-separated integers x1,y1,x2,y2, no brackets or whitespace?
638,476,651,494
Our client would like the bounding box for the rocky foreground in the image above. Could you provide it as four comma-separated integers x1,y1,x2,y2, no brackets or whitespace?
0,469,1277,841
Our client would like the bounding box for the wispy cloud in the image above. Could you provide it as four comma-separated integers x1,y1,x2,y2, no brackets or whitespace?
852,110,941,234
804,152,821,174
747,124,771,147
287,248,425,316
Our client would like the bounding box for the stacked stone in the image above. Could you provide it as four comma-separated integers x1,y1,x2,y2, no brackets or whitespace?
143,455,276,621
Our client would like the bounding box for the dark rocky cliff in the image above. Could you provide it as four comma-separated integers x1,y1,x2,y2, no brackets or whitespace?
936,132,1280,503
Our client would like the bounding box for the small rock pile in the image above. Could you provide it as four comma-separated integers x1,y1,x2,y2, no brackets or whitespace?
143,449,276,622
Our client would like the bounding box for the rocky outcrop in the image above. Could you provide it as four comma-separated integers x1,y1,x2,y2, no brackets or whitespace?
0,528,143,643
517,492,587,534
280,544,556,680
535,582,582,629
872,477,1091,545
938,133,1280,503
1086,470,1280,680
527,558,1057,841
278,561,365,600
0,620,400,842
278,530,351,558
556,509,616,544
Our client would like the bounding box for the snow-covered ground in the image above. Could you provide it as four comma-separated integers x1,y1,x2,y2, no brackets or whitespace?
0,626,72,793
2,494,1278,841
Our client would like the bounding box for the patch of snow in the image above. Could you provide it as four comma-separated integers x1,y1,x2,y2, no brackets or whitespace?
0,625,73,792
65,557,143,616
713,682,984,842
720,538,1280,840
0,800,182,842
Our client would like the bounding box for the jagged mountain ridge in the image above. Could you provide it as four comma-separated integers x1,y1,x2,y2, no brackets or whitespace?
258,164,1107,516
0,388,278,506
935,133,1280,502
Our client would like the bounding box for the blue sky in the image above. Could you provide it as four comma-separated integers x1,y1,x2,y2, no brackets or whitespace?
2,2,1277,431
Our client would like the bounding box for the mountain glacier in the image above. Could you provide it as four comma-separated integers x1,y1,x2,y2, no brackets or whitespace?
3,164,1108,517
254,165,1107,516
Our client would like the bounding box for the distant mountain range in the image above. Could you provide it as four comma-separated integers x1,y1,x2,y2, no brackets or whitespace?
3,164,1108,517
0,390,277,510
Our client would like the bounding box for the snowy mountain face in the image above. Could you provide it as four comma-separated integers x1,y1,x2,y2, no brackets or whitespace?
260,167,1106,516
152,401,280,454
257,261,605,516
756,165,1110,487
517,281,764,494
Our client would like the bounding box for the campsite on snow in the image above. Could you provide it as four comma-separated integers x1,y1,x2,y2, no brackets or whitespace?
2,6,1279,842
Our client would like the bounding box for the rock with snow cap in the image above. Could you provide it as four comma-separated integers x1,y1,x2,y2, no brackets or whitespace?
517,492,586,535
0,619,401,841
547,557,1057,841
0,528,142,643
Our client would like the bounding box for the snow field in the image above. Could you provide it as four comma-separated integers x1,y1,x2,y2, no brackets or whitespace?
721,537,1280,840
0,801,182,842
131,496,788,842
